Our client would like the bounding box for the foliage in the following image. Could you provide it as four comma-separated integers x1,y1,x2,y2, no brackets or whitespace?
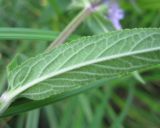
0,0,160,128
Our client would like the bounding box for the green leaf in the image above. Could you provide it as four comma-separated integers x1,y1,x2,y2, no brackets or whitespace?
25,109,40,128
111,84,134,128
0,28,58,41
0,28,79,43
0,28,160,115
0,78,110,118
7,53,28,75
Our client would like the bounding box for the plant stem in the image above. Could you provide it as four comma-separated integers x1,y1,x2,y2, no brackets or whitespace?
47,7,92,51
0,92,15,115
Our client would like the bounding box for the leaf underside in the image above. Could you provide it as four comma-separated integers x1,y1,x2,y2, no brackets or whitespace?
6,28,160,101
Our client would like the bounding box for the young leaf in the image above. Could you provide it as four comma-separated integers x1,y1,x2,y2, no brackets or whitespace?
0,28,160,115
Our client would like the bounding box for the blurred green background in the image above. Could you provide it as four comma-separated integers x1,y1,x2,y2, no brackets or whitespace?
0,0,160,128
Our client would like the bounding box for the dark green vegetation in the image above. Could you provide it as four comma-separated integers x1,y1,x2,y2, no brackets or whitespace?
0,0,160,128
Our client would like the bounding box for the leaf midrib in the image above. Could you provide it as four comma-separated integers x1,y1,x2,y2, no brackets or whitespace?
9,46,160,99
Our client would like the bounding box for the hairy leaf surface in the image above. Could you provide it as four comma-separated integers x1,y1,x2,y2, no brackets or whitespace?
0,28,160,114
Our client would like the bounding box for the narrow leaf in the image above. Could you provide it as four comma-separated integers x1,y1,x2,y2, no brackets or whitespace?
0,28,58,41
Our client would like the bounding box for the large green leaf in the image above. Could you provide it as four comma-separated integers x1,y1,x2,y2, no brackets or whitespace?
0,28,160,115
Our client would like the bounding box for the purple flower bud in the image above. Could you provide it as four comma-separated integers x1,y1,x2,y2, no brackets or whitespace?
107,1,124,30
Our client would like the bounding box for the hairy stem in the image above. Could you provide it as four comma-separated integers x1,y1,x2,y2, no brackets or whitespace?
47,7,92,51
